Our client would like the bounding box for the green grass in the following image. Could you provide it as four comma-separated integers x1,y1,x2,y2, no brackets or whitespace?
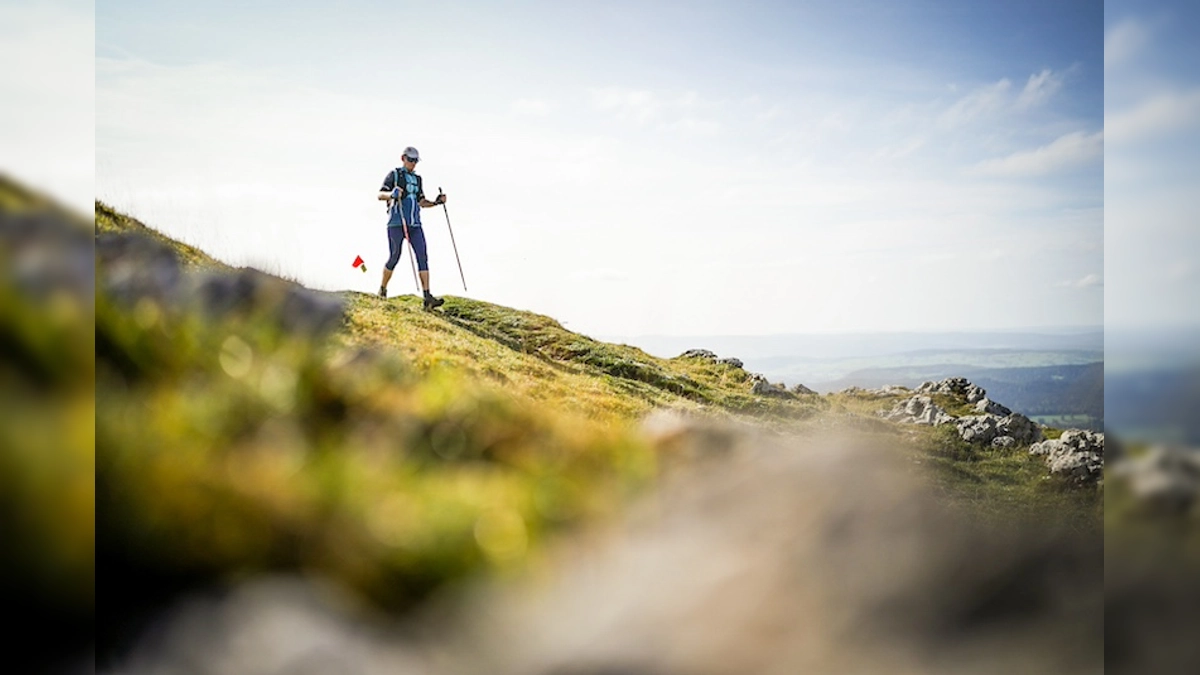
0,175,1118,668
928,392,979,417
1,190,1108,632
84,205,833,616
917,424,1101,531
1,181,96,627
341,292,822,428
828,386,1100,528
88,206,832,613
95,286,659,610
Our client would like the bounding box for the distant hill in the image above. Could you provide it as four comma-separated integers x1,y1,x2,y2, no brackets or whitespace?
817,362,1104,426
608,331,1104,362
1106,365,1200,445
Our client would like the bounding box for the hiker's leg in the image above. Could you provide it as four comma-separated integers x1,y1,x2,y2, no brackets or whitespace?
409,227,430,290
383,226,404,288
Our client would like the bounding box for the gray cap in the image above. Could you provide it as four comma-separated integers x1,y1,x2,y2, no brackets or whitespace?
402,146,420,160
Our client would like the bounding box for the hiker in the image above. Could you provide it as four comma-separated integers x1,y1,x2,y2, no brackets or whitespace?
377,146,447,309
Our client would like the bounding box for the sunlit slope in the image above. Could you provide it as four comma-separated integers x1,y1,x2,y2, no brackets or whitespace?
95,200,228,269
94,199,821,428
342,292,819,427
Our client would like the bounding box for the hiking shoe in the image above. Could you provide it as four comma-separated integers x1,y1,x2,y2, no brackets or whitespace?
378,286,387,298
423,294,444,310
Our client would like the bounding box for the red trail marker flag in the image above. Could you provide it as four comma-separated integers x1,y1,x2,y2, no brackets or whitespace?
352,255,367,273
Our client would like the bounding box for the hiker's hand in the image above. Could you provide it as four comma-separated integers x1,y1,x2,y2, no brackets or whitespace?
435,194,447,205
391,187,401,200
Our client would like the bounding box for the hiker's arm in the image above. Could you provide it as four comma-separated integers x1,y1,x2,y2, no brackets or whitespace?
379,183,400,201
378,173,397,200
419,194,446,207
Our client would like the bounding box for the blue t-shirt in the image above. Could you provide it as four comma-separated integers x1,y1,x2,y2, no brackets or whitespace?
381,168,424,228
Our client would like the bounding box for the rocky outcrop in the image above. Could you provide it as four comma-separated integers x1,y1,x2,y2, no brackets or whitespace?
882,396,953,426
917,377,986,404
1029,430,1104,485
842,385,912,398
752,380,794,399
1111,444,1200,514
677,349,746,371
879,378,1043,448
674,350,816,400
975,398,1012,416
956,413,1044,447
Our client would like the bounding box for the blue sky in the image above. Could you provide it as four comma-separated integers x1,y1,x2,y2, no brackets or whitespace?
1105,0,1200,330
93,1,1105,336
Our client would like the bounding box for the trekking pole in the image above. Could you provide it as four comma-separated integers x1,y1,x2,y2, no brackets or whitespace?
391,187,421,293
439,187,467,291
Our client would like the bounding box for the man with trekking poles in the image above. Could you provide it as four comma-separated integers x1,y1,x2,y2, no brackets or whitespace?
377,145,462,310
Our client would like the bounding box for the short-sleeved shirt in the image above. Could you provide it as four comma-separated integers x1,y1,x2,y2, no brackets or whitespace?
381,168,424,228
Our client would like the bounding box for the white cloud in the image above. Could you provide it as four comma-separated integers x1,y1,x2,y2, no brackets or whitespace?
510,98,555,116
589,87,662,124
1015,69,1064,110
973,131,1103,177
871,136,926,162
661,117,721,135
588,86,724,137
1059,273,1103,289
1106,89,1200,144
756,104,785,123
1105,18,1151,67
938,78,1011,127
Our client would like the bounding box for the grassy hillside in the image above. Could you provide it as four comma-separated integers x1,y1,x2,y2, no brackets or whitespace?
95,200,228,269
1,190,1109,663
0,175,96,670
342,293,822,428
88,202,854,656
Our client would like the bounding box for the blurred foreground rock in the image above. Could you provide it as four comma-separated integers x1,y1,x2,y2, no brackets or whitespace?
96,231,345,337
108,423,1102,675
1106,442,1200,674
1111,443,1200,516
